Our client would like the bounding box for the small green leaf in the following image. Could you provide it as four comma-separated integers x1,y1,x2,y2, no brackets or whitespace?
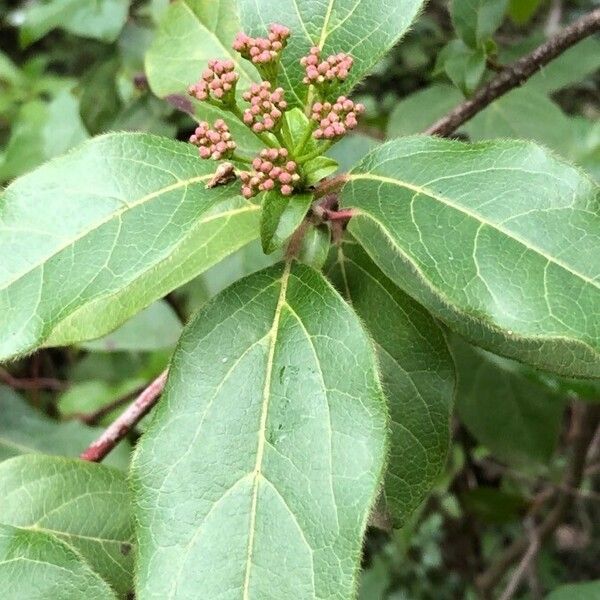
260,191,312,254
341,136,600,378
81,301,182,353
327,241,454,525
327,134,380,173
450,0,508,49
461,487,527,524
19,0,129,46
239,0,426,107
451,336,565,466
298,226,330,269
0,132,260,361
0,455,134,597
303,156,339,186
0,523,117,599
547,580,600,600
435,40,486,95
507,0,542,25
0,385,131,470
132,262,387,598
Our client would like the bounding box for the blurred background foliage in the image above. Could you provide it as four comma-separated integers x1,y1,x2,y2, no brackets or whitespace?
0,0,599,598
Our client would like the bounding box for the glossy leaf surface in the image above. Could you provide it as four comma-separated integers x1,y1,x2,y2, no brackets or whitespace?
0,132,260,361
342,136,600,377
0,455,134,596
132,262,387,599
327,241,454,525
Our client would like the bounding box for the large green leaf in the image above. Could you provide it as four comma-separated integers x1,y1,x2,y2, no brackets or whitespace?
547,580,600,600
450,0,508,49
19,0,129,46
0,455,134,597
0,385,131,470
238,0,425,107
0,523,116,599
341,136,600,378
145,0,265,156
132,262,387,599
0,132,260,361
327,240,454,525
451,336,565,466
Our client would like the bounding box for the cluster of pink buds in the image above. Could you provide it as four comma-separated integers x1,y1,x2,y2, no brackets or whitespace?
233,24,290,65
189,119,236,160
242,82,287,133
311,96,365,140
188,59,238,103
300,47,353,85
240,148,300,198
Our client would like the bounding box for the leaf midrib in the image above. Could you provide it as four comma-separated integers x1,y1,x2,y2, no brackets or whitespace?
348,172,599,290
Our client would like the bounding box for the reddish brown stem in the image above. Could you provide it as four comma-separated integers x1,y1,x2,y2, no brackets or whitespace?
323,208,355,221
0,367,67,391
313,174,349,199
425,8,600,138
80,370,168,462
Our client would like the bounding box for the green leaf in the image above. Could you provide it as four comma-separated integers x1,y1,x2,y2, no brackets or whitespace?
327,134,380,173
132,262,387,598
81,301,182,352
0,385,131,470
547,581,600,600
238,0,426,107
260,191,312,254
19,0,129,46
327,241,454,525
0,132,260,361
450,0,508,49
507,0,542,25
0,523,116,600
303,156,339,186
298,226,330,269
451,336,565,466
341,136,600,378
435,40,486,95
145,0,264,156
0,90,89,183
0,455,134,597
387,85,463,138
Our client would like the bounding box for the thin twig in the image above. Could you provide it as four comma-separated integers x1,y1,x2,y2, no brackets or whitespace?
0,366,67,391
80,370,168,462
476,403,600,596
425,8,600,138
313,174,349,200
75,386,145,426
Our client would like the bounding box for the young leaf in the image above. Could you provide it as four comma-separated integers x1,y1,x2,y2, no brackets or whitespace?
327,241,454,525
451,336,565,466
0,385,131,470
434,40,486,95
19,0,129,46
450,0,508,49
0,132,260,361
341,136,600,378
238,0,426,107
132,262,387,599
0,455,134,597
298,226,330,269
260,191,312,254
0,523,117,599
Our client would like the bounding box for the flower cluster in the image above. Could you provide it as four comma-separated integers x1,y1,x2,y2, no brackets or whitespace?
240,148,300,198
189,120,236,160
188,59,238,103
311,96,365,140
242,82,287,133
300,47,353,86
233,24,290,65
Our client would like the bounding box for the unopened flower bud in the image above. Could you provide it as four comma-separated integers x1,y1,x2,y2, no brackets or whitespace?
233,24,290,65
242,82,287,133
300,47,353,86
188,59,239,104
311,96,365,140
189,119,236,160
240,148,300,198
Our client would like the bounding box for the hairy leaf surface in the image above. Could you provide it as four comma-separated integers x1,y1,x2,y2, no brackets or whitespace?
239,0,425,107
0,455,134,597
0,132,260,360
342,136,600,377
132,262,387,599
0,523,116,599
327,241,454,525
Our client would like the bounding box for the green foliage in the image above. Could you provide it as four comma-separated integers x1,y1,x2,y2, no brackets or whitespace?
132,263,387,597
450,0,508,49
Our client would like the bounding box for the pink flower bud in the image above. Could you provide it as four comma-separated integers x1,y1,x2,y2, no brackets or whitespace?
310,96,364,140
242,82,286,132
189,119,236,160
